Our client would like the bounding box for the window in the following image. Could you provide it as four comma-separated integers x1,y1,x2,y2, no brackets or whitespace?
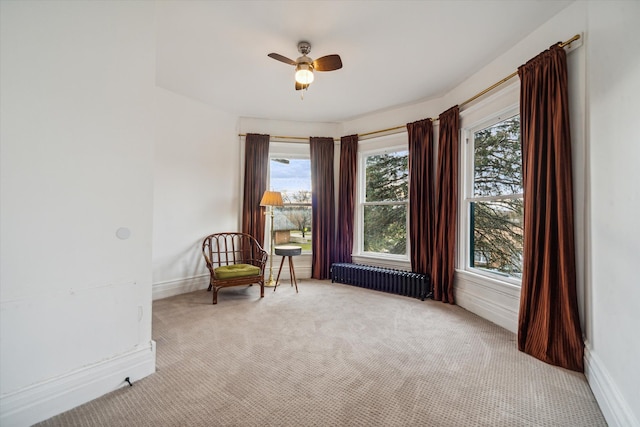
269,147,312,253
359,147,409,257
464,111,523,280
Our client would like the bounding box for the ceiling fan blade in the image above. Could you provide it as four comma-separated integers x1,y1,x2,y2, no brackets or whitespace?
268,53,297,66
295,81,310,91
313,54,342,71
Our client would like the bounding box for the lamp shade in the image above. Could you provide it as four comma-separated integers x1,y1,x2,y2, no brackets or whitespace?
295,63,314,85
260,191,284,207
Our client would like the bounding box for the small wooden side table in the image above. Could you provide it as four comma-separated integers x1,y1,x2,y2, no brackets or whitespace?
273,245,302,293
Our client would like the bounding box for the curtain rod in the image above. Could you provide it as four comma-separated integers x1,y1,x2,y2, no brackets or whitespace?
238,134,314,143
459,34,581,107
240,34,581,143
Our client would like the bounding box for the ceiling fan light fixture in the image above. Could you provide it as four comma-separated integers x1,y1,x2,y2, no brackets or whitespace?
295,63,314,84
268,42,341,92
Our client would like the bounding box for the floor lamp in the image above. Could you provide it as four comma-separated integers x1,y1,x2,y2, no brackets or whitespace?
260,190,284,286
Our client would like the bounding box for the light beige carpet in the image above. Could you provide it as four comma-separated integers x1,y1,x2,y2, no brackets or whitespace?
37,279,606,426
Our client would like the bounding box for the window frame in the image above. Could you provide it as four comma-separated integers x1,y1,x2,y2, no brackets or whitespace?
460,104,523,286
356,137,410,262
267,142,312,254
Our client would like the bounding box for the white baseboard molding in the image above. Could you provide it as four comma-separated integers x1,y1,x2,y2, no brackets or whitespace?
454,271,520,334
584,345,639,427
0,341,156,427
269,265,312,281
152,267,313,302
152,274,209,300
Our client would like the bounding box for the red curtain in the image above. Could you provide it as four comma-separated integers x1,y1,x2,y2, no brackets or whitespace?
517,45,584,372
407,119,435,275
310,137,336,279
241,133,269,243
431,107,459,303
335,135,358,264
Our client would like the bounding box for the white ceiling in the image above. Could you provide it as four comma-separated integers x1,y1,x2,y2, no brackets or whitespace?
155,0,573,123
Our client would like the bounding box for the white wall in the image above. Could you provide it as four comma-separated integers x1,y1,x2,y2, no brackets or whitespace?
586,2,640,425
340,2,640,425
0,2,156,426
152,89,241,299
239,118,342,140
155,115,342,289
342,96,444,137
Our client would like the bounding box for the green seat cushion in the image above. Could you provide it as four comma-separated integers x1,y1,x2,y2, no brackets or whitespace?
214,264,260,279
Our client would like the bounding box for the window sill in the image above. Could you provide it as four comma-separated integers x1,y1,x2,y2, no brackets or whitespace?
455,269,521,297
351,254,411,271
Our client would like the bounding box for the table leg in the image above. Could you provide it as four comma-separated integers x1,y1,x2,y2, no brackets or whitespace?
274,256,286,292
288,256,298,293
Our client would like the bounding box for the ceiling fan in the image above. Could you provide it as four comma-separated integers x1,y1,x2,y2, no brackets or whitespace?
268,41,342,91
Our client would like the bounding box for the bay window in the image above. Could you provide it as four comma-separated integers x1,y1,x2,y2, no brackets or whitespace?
463,109,523,281
359,146,409,258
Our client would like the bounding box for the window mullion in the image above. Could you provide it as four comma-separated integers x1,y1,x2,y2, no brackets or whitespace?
467,193,523,203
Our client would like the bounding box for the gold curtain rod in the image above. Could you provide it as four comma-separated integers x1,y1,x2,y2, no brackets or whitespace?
459,34,581,107
358,125,406,138
240,34,581,142
238,134,337,142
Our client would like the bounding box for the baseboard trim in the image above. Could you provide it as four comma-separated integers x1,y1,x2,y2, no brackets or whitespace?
152,267,313,301
584,344,639,427
0,341,156,427
268,265,312,281
152,274,209,300
454,271,520,333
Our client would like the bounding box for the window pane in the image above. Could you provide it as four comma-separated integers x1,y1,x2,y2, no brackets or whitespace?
270,159,311,196
365,151,408,202
273,205,312,252
363,204,406,255
269,158,312,252
470,199,523,278
473,116,522,197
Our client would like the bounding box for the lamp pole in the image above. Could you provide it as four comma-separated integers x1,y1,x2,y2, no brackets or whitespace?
260,190,284,287
266,205,276,286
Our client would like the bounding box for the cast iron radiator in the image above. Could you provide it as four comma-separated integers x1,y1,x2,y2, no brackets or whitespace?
331,263,432,301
